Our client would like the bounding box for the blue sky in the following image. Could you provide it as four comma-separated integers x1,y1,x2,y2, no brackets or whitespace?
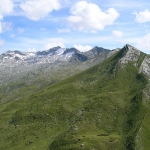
0,0,150,54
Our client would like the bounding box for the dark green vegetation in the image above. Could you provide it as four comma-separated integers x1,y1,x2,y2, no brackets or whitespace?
0,46,150,150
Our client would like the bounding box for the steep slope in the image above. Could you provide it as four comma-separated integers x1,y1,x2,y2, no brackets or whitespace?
0,44,150,150
0,47,110,103
0,46,110,104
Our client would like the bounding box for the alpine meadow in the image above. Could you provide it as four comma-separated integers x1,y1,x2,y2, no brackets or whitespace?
0,45,150,150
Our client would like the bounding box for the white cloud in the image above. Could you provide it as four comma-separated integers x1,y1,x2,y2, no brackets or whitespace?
68,1,119,32
136,33,150,52
0,0,14,16
20,0,61,20
27,48,37,52
112,30,123,38
0,39,4,46
90,30,98,34
9,34,16,38
17,28,24,33
133,9,150,23
0,14,2,20
2,22,12,31
43,42,65,50
6,37,66,52
0,22,12,33
0,39,4,53
73,44,92,52
0,22,2,33
40,28,45,31
43,38,66,50
0,0,14,33
57,28,70,33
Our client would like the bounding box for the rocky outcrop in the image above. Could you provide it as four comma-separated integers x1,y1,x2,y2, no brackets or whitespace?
139,56,150,78
120,44,141,65
107,48,120,58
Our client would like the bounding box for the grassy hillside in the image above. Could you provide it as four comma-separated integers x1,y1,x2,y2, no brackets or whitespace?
0,53,107,104
0,47,149,150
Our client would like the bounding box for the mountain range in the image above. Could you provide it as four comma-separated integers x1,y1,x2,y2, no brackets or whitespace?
0,44,150,150
0,46,110,65
0,46,110,85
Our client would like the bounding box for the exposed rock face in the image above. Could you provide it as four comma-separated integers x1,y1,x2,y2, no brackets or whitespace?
84,46,110,59
106,44,150,81
120,44,141,65
139,56,150,78
0,46,110,66
0,46,111,87
0,47,73,65
107,48,120,58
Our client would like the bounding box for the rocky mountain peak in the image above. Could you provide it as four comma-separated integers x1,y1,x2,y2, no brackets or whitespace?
83,46,110,59
108,44,150,79
48,46,61,50
120,44,141,65
139,55,150,78
62,48,79,56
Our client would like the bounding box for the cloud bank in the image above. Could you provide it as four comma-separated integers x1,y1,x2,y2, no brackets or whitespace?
0,0,14,33
112,30,123,38
74,44,92,52
68,1,119,32
134,9,150,23
137,33,150,51
20,0,61,20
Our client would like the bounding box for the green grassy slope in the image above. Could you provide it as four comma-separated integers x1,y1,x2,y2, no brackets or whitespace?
0,54,107,104
0,48,149,150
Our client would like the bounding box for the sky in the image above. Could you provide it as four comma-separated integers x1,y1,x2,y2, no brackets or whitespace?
0,0,150,54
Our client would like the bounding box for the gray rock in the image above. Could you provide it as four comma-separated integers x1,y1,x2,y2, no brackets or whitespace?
120,44,140,65
139,56,150,78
